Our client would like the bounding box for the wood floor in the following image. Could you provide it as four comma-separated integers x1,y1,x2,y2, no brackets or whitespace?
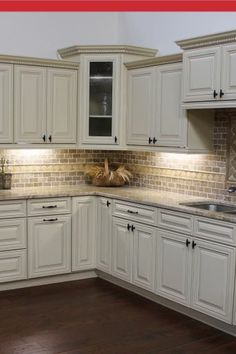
1,278,236,354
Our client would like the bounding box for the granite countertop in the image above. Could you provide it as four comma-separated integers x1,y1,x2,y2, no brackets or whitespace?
0,184,236,223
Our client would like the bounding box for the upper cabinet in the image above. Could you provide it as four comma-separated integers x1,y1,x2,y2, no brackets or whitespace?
126,55,214,153
57,45,157,147
0,64,13,143
176,30,236,108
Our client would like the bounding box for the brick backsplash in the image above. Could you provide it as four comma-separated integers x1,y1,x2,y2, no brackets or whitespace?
1,109,236,201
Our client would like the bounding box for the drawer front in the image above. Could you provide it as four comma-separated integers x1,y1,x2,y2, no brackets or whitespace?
27,198,71,216
158,209,193,234
0,200,26,218
0,218,26,251
194,217,236,245
113,200,157,226
0,250,27,283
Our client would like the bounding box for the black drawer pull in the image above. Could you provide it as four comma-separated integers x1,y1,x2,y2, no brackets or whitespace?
43,218,58,222
127,210,138,214
42,205,58,209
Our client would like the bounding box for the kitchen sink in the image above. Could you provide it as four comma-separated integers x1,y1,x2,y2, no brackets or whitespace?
180,202,236,214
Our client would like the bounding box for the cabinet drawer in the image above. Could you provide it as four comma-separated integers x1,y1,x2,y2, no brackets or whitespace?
0,218,26,251
0,200,26,218
194,217,236,245
0,250,27,283
27,197,71,216
158,209,193,234
113,200,157,226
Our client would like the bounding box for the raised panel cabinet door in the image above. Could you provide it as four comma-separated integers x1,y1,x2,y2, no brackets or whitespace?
28,215,71,278
47,68,77,143
0,218,26,251
156,230,191,306
183,46,221,102
112,217,132,282
0,250,27,283
155,64,187,147
14,65,47,143
72,197,96,271
96,198,112,273
132,223,155,292
191,239,235,323
221,44,236,100
0,64,13,143
127,67,155,145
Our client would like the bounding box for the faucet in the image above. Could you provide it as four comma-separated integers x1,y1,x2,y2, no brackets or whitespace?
228,186,236,193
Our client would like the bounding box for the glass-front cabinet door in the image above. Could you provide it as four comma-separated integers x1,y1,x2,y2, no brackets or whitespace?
81,56,119,145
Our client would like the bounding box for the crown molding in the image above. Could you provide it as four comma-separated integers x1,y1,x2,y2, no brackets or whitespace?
125,53,183,70
176,30,236,50
0,54,79,69
57,45,158,59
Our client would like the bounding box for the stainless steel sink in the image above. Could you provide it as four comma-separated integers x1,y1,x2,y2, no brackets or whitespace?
180,202,236,214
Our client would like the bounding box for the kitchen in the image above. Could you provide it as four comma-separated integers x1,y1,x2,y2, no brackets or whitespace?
1,11,236,354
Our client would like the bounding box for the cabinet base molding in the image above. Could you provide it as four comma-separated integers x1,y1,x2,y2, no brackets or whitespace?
0,270,97,292
97,271,236,337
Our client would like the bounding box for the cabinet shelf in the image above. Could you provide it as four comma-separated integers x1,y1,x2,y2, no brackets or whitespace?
90,76,112,80
89,115,112,118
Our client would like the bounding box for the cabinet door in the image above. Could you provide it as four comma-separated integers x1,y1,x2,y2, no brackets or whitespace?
127,67,155,145
156,230,191,306
0,250,27,283
155,64,187,147
14,65,47,143
96,198,112,273
132,223,155,292
28,215,71,278
221,44,236,100
112,217,132,282
183,46,221,102
72,197,95,271
82,55,120,145
47,68,77,144
0,64,13,143
191,239,235,323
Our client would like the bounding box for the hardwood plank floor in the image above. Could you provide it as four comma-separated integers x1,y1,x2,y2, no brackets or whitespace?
0,278,236,354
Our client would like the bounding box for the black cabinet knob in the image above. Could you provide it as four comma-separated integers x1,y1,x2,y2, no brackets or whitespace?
127,224,131,231
148,137,153,144
42,134,46,142
114,136,118,143
48,135,52,143
153,137,157,144
213,90,218,98
220,89,225,98
131,225,135,232
186,239,191,247
192,241,197,249
106,200,111,207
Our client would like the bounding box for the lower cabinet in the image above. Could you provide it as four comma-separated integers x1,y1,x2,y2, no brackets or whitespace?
0,249,27,282
28,215,71,278
156,229,235,323
72,197,96,271
96,198,112,273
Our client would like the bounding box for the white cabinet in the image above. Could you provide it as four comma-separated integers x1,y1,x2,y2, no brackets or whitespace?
14,65,47,143
47,68,77,143
221,44,236,100
0,250,27,283
14,65,77,144
72,197,96,271
191,239,235,323
156,230,191,306
0,218,26,251
28,215,71,278
132,223,155,292
127,62,187,148
96,198,112,273
0,64,13,143
112,217,132,282
127,67,155,145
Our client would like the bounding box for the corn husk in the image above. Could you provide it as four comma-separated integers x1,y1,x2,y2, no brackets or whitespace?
85,158,132,187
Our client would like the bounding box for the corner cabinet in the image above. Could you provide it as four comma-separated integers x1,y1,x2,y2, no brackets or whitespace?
176,31,236,108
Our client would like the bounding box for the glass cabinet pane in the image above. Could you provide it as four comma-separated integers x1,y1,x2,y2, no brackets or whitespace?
88,62,113,137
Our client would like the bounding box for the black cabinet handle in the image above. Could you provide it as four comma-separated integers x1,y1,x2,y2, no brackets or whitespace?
106,200,111,207
186,239,191,247
148,137,153,144
131,225,135,232
42,205,57,209
220,89,225,98
192,241,197,249
48,135,52,143
114,136,118,143
153,137,157,144
127,223,131,231
127,209,138,214
43,218,58,222
42,134,46,142
213,90,218,98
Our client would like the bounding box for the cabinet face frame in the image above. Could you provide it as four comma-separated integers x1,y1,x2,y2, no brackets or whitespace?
80,54,120,145
0,64,13,143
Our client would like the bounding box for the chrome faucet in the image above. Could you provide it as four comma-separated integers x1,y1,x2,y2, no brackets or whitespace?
228,186,236,193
